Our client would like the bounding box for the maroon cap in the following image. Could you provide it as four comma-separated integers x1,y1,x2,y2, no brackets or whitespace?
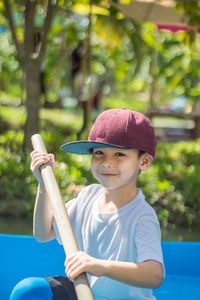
61,108,157,156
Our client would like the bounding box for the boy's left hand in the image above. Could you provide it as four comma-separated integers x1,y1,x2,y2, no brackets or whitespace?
64,251,103,280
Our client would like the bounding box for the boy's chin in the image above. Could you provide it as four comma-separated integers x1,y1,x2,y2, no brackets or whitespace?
99,182,120,190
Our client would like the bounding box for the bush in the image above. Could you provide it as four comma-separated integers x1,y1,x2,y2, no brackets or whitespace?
0,129,96,217
0,130,35,217
139,139,200,227
0,129,200,228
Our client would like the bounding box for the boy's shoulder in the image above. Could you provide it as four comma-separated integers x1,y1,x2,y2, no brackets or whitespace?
136,189,159,220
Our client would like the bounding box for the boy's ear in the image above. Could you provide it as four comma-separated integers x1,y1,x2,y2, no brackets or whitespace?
139,153,153,171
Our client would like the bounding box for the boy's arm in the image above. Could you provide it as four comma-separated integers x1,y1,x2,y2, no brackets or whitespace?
31,150,56,242
99,258,163,289
65,252,164,289
33,183,56,242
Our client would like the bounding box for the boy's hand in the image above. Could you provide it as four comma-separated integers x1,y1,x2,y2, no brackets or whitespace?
30,150,55,189
65,251,104,280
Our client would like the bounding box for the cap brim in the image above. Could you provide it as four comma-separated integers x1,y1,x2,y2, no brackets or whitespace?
60,141,130,155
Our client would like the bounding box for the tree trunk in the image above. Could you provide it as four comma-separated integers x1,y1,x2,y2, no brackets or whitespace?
149,49,158,109
4,0,58,154
78,0,92,137
77,100,91,139
23,60,41,152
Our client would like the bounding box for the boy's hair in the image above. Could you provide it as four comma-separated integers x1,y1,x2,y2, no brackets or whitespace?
138,150,146,158
61,109,156,157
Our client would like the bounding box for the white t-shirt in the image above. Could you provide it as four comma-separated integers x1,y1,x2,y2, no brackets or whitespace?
53,184,164,300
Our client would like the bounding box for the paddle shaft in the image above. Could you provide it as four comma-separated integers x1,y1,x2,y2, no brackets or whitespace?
31,134,94,300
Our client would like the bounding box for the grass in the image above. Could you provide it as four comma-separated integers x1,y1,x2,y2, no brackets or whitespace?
152,117,194,129
0,104,83,132
0,92,150,132
0,90,22,105
0,105,26,128
102,93,149,113
0,92,195,142
40,108,83,131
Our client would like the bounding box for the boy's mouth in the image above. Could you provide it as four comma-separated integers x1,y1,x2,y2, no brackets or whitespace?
99,173,117,177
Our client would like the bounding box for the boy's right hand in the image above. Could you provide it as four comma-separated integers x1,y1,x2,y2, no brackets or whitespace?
30,150,55,189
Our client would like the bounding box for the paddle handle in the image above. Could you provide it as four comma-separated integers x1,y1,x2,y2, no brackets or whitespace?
31,134,94,300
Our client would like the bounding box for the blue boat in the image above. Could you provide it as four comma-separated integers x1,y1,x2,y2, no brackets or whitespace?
1,234,200,300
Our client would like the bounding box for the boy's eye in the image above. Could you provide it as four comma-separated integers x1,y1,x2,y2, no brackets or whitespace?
93,150,104,155
115,152,126,157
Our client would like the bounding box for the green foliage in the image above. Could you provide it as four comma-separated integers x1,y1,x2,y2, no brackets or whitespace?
1,0,200,229
1,0,200,109
0,128,95,217
0,130,35,217
139,139,200,227
175,0,200,32
0,32,22,97
0,124,200,229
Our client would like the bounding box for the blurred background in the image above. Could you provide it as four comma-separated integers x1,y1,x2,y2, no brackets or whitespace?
0,0,200,241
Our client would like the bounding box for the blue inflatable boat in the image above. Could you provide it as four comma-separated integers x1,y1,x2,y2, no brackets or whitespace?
1,234,200,299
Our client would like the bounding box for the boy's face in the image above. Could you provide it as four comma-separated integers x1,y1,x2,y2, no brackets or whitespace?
91,147,148,190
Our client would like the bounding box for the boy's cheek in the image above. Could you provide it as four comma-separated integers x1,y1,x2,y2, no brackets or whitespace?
91,166,98,180
91,160,97,173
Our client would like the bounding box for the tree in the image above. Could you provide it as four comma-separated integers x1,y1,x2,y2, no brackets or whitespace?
3,0,58,151
2,0,154,144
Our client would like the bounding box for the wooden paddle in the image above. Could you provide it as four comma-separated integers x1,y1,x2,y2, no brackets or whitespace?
31,134,94,300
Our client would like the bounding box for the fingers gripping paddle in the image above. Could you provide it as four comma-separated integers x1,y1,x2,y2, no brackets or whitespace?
31,134,94,300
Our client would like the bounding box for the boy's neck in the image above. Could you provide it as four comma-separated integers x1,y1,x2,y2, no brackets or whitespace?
100,185,138,213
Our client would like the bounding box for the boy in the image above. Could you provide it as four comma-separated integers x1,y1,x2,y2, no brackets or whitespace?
11,108,164,300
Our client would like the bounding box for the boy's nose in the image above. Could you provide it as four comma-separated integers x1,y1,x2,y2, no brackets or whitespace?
101,156,113,167
102,162,113,168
